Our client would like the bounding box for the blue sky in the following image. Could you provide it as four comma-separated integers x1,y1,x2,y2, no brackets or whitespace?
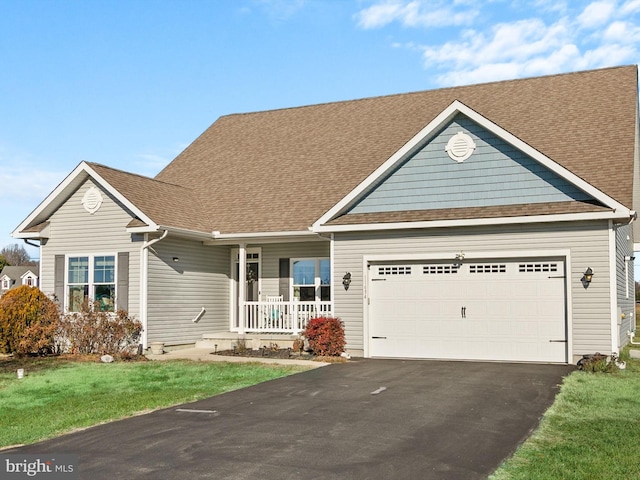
2,0,640,263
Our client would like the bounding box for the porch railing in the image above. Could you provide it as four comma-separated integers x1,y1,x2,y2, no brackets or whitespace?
242,301,332,334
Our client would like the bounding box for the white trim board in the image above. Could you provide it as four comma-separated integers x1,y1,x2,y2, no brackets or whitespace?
314,210,630,234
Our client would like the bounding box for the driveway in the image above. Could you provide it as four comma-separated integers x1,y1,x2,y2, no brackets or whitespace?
5,359,572,479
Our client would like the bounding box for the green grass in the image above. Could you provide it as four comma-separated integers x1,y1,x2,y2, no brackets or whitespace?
490,346,640,480
0,356,308,448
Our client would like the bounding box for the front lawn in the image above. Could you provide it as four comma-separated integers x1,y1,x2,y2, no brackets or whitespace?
0,356,308,448
490,346,640,479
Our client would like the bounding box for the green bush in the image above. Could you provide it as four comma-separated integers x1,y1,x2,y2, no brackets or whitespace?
303,317,346,356
0,285,60,356
58,300,142,356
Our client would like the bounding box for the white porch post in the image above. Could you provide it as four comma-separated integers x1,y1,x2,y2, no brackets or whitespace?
238,243,246,335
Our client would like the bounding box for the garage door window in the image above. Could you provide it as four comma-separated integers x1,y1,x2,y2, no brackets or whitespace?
292,258,330,301
469,264,506,273
519,263,558,272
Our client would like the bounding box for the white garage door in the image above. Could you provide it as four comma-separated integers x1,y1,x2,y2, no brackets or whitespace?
368,259,567,362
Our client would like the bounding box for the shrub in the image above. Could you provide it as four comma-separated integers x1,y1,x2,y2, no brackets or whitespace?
576,352,616,373
58,301,142,356
303,317,346,356
0,285,60,356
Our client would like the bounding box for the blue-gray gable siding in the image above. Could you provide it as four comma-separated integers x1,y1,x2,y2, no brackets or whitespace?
348,113,593,214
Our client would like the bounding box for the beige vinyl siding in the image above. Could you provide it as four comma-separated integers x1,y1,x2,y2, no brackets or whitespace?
334,220,612,358
259,241,330,297
147,237,230,345
615,223,635,346
40,179,141,317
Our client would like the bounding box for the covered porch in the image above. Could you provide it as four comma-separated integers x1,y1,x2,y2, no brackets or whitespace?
222,237,334,335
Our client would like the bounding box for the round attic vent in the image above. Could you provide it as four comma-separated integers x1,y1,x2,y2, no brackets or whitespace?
445,132,476,162
82,186,103,214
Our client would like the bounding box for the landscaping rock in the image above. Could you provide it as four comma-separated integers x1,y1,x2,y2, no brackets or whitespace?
100,354,115,363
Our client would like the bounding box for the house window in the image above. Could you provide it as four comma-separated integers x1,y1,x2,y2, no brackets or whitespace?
1,278,9,290
67,255,116,312
292,258,330,301
25,276,33,287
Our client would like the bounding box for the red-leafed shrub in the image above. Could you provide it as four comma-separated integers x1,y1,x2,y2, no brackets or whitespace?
0,285,60,356
302,317,346,356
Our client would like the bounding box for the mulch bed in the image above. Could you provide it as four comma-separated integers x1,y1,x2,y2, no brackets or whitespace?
212,346,316,360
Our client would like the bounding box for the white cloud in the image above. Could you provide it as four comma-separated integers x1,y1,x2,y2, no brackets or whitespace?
621,0,640,14
359,0,640,86
602,21,640,43
356,0,478,29
577,1,616,29
0,146,66,201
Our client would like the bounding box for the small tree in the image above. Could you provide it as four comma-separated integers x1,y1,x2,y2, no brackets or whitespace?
0,285,60,356
1,244,35,266
303,317,346,356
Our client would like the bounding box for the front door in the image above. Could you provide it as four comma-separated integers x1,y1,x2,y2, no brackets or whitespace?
231,249,261,330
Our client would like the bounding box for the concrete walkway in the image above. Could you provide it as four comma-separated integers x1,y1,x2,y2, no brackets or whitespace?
146,347,329,367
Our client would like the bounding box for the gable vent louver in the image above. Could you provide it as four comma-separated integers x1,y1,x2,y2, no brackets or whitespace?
445,132,476,163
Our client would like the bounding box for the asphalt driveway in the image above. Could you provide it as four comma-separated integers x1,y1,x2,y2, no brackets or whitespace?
5,359,573,479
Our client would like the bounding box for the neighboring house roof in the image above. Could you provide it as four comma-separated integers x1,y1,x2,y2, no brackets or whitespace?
13,65,639,238
0,266,38,291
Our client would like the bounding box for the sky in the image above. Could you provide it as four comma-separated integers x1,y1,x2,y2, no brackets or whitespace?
2,0,640,266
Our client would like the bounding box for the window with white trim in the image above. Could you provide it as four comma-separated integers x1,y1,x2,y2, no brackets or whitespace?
1,277,9,290
292,258,330,301
67,255,116,312
23,274,35,287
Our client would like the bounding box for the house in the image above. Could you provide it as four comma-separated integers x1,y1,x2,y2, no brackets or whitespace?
0,266,39,295
12,65,639,363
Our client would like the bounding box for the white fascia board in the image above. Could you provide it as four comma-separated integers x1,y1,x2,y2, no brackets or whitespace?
12,231,45,239
13,161,158,236
313,210,627,234
204,230,325,246
314,100,630,229
155,225,212,241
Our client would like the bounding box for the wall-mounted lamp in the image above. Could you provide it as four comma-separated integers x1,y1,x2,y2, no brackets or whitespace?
342,272,352,290
583,267,594,283
172,257,180,263
455,251,465,260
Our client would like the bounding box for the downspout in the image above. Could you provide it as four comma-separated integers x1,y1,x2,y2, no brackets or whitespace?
608,220,618,355
141,230,169,349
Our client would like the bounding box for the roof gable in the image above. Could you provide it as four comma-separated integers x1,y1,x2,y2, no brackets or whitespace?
346,112,596,216
315,100,631,229
13,162,214,238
